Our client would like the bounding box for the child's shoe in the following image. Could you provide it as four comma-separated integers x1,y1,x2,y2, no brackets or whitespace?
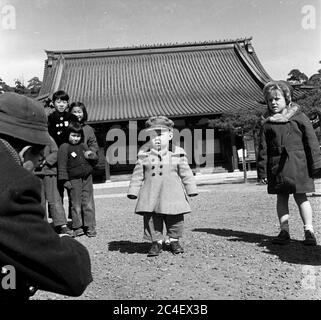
86,227,97,238
147,242,162,257
303,230,317,246
55,225,73,236
271,230,290,245
170,241,184,254
73,228,84,237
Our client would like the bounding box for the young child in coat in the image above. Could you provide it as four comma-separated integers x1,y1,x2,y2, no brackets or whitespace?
127,116,198,257
57,121,98,237
69,101,99,165
48,90,78,147
258,80,321,246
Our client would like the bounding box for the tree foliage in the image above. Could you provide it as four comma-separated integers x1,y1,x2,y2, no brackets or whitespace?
208,105,266,136
14,79,27,95
294,88,321,116
292,63,321,121
294,87,321,142
287,69,308,84
27,77,42,94
0,76,42,97
0,78,13,93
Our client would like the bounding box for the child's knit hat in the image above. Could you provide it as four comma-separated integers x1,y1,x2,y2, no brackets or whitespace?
0,92,51,146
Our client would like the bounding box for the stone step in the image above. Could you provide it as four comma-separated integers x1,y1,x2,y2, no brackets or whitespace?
197,167,227,174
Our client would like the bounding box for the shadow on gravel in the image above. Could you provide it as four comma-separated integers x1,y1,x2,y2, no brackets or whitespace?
193,228,321,266
108,240,150,254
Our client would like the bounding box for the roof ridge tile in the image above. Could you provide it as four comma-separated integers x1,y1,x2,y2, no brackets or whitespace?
45,37,253,56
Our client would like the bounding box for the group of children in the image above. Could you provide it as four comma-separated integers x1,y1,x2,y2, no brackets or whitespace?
38,80,321,256
127,80,321,257
36,90,98,238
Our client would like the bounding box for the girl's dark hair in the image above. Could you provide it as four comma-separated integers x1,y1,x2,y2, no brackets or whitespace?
52,90,69,102
69,101,88,123
67,121,84,143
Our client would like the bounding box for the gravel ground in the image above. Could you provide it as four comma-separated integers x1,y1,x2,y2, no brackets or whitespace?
31,181,321,300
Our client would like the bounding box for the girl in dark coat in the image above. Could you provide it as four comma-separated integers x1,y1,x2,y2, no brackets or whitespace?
258,81,321,246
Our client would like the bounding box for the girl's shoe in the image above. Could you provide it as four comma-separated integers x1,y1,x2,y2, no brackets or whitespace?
271,230,290,245
303,230,317,246
55,225,73,236
73,228,84,237
147,242,162,257
170,241,184,254
86,227,97,237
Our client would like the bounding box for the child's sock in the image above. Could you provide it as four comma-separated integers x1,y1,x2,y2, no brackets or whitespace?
280,221,289,233
304,224,314,232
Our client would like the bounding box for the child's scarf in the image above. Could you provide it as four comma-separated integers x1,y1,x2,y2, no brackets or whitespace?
261,102,300,124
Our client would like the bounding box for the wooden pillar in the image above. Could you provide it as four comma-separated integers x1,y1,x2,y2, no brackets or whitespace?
230,132,239,172
98,146,110,182
95,125,111,183
105,155,111,181
102,128,111,182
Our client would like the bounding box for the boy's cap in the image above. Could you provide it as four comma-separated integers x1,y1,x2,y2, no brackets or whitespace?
145,116,174,131
0,92,51,146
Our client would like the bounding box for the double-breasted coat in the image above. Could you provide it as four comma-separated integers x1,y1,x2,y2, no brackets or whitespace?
128,145,198,215
257,103,321,194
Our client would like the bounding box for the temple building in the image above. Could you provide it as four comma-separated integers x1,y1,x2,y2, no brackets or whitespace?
38,37,273,181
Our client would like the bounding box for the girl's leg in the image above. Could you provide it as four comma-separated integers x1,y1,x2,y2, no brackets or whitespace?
276,193,290,233
45,175,68,227
293,193,316,245
69,178,84,234
143,213,164,257
81,175,96,236
272,194,291,244
143,213,164,242
164,214,184,240
293,193,313,231
164,214,184,254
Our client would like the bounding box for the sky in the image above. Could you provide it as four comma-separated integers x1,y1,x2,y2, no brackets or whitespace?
0,0,320,86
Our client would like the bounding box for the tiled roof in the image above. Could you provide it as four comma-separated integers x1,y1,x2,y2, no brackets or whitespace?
39,38,272,123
